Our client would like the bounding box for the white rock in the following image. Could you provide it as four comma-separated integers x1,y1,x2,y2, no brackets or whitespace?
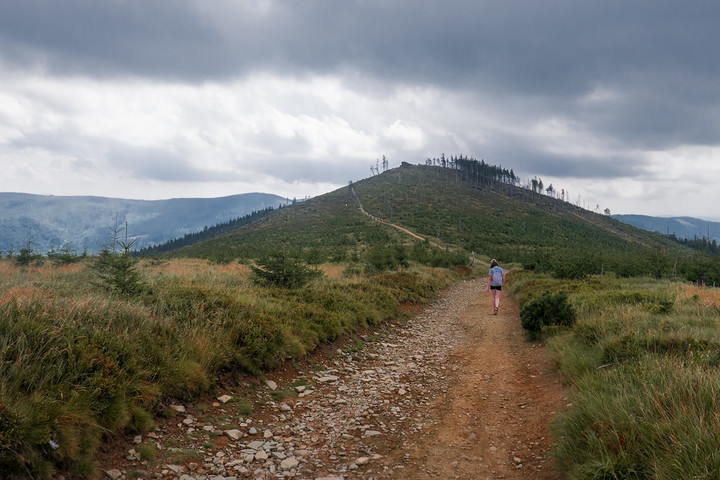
317,375,340,383
279,457,299,471
217,394,233,404
356,456,370,465
255,450,269,461
263,429,273,438
169,404,186,413
104,469,122,480
225,429,242,440
266,380,278,390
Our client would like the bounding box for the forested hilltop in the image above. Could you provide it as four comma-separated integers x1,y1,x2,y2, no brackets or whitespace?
172,160,719,284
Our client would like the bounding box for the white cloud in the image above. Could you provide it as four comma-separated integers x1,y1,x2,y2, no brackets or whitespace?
385,120,426,150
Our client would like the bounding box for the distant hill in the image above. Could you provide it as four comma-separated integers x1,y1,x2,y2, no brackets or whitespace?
0,192,288,254
613,214,720,243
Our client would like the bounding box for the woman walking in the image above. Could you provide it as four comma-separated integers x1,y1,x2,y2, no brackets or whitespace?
485,259,505,315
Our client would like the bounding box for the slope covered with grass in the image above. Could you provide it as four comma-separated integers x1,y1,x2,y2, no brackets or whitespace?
175,163,716,283
510,272,720,479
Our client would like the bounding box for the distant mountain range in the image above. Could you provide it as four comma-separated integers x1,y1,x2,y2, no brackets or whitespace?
613,214,720,243
0,192,288,254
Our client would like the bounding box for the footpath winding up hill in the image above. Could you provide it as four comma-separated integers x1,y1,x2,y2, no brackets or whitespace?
101,278,565,479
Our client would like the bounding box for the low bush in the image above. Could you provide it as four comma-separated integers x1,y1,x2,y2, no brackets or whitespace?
519,290,576,331
250,251,323,289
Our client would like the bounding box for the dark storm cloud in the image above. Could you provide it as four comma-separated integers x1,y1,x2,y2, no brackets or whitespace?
3,1,718,90
2,0,720,190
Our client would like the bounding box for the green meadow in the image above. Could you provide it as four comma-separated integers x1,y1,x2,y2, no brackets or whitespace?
511,271,720,479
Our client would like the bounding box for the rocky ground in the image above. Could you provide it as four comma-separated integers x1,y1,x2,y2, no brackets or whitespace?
99,278,566,480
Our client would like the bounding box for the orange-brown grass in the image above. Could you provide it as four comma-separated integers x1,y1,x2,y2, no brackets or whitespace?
676,283,720,306
321,264,345,279
0,285,44,304
141,257,251,278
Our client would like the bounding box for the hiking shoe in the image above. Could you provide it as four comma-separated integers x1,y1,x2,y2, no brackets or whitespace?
494,307,498,315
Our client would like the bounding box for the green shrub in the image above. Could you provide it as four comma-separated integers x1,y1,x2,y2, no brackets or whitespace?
520,290,576,331
14,238,43,267
234,398,253,416
364,243,409,272
88,223,146,296
250,251,323,289
89,247,145,295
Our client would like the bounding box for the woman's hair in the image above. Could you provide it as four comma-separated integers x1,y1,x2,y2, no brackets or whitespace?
490,259,498,267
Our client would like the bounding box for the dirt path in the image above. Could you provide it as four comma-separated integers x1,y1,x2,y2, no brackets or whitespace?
387,281,566,479
101,278,566,480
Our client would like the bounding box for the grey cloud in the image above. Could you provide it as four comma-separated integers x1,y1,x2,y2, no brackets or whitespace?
252,154,370,186
463,131,650,181
109,145,240,183
3,1,718,90
3,0,720,188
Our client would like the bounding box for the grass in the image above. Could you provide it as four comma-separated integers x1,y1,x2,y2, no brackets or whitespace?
0,256,460,478
233,398,253,416
509,271,720,478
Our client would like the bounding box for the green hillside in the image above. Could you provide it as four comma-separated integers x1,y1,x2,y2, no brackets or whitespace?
173,163,714,283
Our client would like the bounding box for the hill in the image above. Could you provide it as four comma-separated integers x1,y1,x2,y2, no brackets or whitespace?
0,192,287,254
173,162,713,281
614,214,720,243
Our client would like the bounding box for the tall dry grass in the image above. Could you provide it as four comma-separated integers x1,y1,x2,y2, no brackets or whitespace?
0,257,456,478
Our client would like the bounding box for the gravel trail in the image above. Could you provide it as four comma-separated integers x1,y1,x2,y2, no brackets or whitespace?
101,278,566,480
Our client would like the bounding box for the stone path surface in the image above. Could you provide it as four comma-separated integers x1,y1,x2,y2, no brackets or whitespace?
101,278,566,480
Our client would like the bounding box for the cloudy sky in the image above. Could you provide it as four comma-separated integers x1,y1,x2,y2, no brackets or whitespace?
1,1,719,219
